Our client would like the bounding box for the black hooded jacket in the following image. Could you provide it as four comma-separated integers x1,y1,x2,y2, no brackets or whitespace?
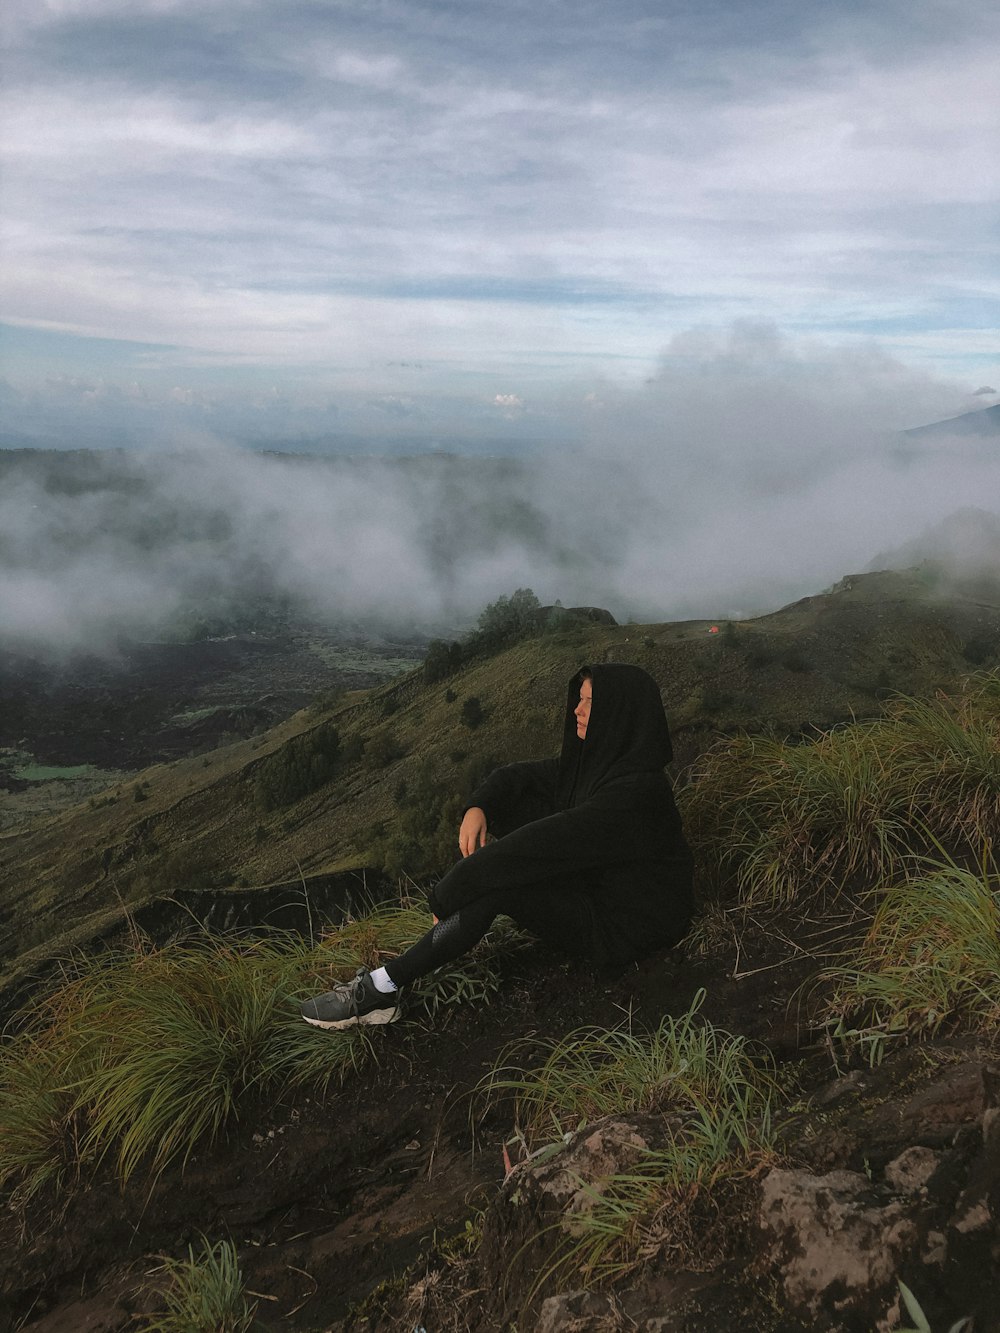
427,663,693,963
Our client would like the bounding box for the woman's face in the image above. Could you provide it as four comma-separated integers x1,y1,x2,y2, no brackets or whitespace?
574,676,593,739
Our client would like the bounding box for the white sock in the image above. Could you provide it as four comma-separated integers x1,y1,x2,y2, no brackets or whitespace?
369,966,398,993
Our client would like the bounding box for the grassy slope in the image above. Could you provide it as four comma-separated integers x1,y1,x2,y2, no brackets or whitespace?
2,569,999,997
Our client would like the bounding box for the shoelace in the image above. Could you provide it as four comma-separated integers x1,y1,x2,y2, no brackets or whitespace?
348,968,369,1016
323,970,365,1015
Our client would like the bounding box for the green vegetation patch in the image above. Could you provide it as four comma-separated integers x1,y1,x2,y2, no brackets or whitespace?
0,749,94,783
142,1236,257,1333
253,720,341,811
681,673,1000,906
14,762,94,782
368,752,501,879
0,932,364,1198
0,901,522,1202
168,707,219,725
308,644,419,677
823,860,1000,1064
478,990,775,1283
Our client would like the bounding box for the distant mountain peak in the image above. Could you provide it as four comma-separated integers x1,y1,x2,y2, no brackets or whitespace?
903,402,1000,439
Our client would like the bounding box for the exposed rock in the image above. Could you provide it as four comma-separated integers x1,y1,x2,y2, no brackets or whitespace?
950,1198,991,1235
513,1117,653,1222
478,1117,658,1322
948,1102,1000,1237
566,607,618,626
921,1228,947,1265
812,1068,870,1107
890,1061,989,1141
759,1167,920,1323
534,1288,624,1332
884,1146,942,1195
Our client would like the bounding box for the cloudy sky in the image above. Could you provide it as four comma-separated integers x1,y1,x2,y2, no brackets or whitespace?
1,0,998,451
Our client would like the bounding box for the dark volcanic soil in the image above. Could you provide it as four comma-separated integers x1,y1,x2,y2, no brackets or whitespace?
0,937,760,1332
0,628,425,771
9,899,995,1333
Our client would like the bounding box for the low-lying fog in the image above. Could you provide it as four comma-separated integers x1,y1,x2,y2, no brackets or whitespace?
2,331,998,656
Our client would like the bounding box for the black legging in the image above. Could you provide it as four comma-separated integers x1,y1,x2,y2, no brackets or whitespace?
383,879,599,987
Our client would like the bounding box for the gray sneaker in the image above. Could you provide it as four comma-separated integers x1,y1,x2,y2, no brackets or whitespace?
300,969,401,1030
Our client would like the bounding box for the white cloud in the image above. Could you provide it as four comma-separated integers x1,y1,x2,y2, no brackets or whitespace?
704,49,1000,205
326,49,406,88
3,329,999,657
0,0,997,415
1,90,310,161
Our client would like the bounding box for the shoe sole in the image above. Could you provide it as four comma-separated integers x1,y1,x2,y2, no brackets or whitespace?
301,1005,400,1031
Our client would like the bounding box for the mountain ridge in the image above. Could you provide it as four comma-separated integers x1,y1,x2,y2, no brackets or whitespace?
3,565,1000,1005
903,400,1000,438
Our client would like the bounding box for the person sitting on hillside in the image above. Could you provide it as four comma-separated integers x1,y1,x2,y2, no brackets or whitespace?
300,662,694,1030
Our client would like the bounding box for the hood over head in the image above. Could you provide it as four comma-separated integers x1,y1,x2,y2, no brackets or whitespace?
556,662,673,807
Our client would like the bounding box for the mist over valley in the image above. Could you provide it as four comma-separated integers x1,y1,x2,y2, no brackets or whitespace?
3,338,1000,662
3,348,1000,788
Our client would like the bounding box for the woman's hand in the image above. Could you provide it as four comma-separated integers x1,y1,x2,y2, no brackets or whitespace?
459,806,488,857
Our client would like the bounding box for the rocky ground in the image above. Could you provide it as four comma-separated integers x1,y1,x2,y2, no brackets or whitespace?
3,903,997,1333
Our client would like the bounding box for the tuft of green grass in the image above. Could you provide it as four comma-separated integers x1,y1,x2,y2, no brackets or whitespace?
0,899,516,1199
680,674,1000,906
0,931,369,1194
681,718,914,904
478,991,775,1285
142,1236,257,1333
886,680,1000,852
479,989,772,1147
0,1024,88,1201
823,860,1000,1063
78,935,376,1183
